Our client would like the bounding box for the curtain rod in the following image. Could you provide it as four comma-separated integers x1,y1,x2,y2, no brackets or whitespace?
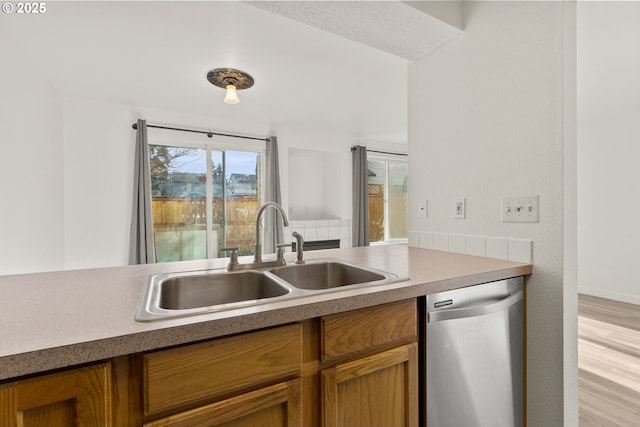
132,122,269,142
351,147,408,157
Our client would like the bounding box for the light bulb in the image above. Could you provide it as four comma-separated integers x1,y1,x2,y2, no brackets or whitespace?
224,84,239,104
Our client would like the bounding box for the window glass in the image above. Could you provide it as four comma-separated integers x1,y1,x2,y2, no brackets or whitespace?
149,146,207,262
150,145,262,262
367,158,408,243
367,159,386,243
213,150,262,257
388,162,408,240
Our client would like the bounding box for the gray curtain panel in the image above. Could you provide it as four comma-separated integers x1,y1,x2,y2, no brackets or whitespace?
352,145,370,247
129,119,156,264
264,136,284,254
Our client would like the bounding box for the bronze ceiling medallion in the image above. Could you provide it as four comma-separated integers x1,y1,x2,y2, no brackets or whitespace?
206,68,255,90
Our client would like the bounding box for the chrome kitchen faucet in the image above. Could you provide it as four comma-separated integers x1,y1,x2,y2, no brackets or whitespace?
223,202,290,271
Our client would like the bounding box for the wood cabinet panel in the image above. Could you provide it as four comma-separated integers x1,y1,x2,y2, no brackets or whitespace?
321,343,418,427
144,379,302,427
0,362,112,427
321,300,417,361
144,323,302,415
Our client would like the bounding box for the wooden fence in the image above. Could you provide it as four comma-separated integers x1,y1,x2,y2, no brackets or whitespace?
368,184,408,242
152,197,260,257
152,187,407,259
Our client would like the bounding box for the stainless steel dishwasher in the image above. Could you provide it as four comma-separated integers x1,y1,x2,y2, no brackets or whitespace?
425,277,524,427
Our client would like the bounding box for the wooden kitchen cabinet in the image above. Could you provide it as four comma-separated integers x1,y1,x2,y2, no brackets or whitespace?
140,299,418,427
0,362,112,427
310,299,419,427
322,344,418,427
0,298,419,427
141,323,303,426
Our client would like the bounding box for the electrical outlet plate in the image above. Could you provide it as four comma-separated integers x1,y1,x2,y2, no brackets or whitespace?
453,198,465,219
502,195,539,223
418,200,427,218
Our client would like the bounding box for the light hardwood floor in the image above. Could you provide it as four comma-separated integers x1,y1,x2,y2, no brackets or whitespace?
579,294,640,426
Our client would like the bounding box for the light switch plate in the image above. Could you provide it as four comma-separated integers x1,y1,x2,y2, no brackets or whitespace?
502,195,539,223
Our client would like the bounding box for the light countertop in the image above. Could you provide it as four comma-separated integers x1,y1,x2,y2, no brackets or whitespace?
0,245,531,380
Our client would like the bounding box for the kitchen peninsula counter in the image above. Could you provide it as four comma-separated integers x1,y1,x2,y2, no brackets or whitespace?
0,245,531,380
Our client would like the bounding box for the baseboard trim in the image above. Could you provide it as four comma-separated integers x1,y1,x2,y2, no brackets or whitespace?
578,286,640,305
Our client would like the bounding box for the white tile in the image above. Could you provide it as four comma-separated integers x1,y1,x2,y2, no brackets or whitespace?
340,238,351,248
290,220,303,228
328,219,340,227
433,233,449,251
340,226,350,239
508,238,533,263
466,235,486,257
340,219,350,227
449,234,466,254
408,231,420,247
304,228,317,241
317,220,329,227
304,220,317,228
317,227,329,240
486,237,509,260
329,226,340,239
419,232,433,249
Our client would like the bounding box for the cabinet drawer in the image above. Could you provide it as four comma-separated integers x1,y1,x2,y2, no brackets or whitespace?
321,299,417,361
144,323,302,415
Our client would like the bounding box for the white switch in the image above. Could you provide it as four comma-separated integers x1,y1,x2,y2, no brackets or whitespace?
417,200,427,218
502,196,539,223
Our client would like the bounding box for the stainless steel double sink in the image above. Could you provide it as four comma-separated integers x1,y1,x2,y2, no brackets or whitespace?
136,259,403,321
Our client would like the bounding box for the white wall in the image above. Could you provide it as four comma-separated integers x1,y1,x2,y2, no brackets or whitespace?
62,98,140,270
0,42,65,275
577,2,640,304
408,2,576,426
278,127,353,221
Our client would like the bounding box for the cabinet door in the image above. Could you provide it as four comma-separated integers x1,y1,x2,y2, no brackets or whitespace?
0,363,112,427
144,379,302,427
321,344,418,427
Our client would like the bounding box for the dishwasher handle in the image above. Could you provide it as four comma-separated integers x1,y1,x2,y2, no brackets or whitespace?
428,291,523,323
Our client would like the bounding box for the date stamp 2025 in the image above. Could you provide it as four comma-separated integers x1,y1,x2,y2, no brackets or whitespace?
2,2,47,14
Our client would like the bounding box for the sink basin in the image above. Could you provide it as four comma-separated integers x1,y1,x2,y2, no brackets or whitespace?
269,261,393,290
136,260,404,322
136,270,292,321
158,271,290,309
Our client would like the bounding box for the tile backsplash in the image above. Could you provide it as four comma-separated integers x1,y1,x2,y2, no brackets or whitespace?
408,231,533,264
284,219,351,249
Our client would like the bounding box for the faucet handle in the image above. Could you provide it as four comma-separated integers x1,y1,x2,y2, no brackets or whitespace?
221,247,239,269
276,243,290,262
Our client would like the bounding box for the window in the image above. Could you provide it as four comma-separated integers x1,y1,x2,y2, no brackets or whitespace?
367,157,408,244
149,142,263,262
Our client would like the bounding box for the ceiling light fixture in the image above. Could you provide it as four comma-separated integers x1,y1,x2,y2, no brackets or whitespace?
206,68,254,105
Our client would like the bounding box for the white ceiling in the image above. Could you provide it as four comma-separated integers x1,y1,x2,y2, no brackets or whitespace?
247,1,461,60
0,1,459,143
